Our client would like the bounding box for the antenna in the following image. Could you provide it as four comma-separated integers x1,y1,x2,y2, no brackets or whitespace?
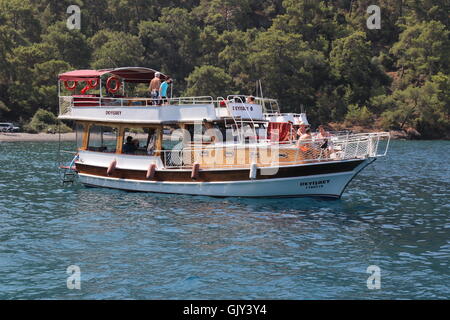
107,56,118,68
258,80,267,113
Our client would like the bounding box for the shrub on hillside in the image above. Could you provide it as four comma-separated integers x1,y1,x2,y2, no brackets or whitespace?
344,104,374,126
24,109,72,133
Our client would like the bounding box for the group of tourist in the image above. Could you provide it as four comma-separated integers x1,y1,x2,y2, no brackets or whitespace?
295,124,332,154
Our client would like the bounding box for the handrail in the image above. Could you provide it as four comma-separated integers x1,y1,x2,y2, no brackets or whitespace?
60,95,279,108
154,132,390,169
60,95,216,109
228,95,258,142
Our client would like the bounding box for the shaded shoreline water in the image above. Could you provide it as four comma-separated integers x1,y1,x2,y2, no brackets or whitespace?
0,140,448,299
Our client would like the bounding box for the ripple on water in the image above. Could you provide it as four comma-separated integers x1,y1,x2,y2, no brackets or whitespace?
0,140,449,299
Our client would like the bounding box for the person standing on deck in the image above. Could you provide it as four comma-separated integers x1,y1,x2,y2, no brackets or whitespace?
149,72,161,104
159,77,172,105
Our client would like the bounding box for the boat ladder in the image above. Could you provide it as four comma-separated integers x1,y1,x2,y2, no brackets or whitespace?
59,154,79,185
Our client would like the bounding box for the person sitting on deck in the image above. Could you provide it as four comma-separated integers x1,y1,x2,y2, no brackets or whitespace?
316,125,331,149
296,125,312,150
123,136,137,154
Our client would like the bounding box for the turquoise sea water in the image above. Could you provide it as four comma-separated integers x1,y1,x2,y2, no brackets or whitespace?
0,140,448,299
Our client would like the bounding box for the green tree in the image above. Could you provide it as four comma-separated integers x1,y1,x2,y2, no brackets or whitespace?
197,26,224,67
404,0,450,28
185,65,234,97
273,0,349,50
249,28,328,112
345,104,374,126
32,60,72,114
41,22,91,69
90,30,144,69
330,31,390,106
0,0,42,43
391,20,450,85
194,0,253,32
218,29,258,93
138,8,201,90
346,0,403,47
380,76,450,138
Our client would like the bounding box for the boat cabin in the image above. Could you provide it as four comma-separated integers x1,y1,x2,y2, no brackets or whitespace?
58,67,295,170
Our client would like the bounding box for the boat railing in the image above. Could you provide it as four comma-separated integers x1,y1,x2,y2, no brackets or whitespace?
156,132,390,169
168,96,214,105
59,94,279,120
59,95,216,113
59,96,74,116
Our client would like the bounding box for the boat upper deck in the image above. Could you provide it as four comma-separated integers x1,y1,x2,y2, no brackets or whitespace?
58,95,271,123
57,66,281,124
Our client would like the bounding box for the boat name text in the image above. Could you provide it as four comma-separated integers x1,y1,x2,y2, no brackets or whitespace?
105,110,122,116
299,179,330,189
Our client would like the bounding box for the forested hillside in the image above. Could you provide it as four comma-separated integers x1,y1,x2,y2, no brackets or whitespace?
0,0,449,138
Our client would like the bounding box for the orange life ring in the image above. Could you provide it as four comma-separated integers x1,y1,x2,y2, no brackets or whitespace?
106,76,121,94
64,80,78,91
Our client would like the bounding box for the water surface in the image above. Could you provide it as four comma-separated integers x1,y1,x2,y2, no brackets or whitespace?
0,140,448,299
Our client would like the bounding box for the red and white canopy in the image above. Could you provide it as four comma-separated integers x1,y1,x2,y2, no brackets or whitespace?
58,67,167,83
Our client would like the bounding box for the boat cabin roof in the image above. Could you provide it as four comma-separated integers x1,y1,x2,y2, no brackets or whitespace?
58,67,168,83
57,67,278,124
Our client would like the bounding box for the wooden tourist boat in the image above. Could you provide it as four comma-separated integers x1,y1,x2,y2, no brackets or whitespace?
57,67,390,198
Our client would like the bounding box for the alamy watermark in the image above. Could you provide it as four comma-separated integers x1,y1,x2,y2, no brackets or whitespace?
67,265,81,290
366,265,381,289
66,5,81,30
367,5,381,30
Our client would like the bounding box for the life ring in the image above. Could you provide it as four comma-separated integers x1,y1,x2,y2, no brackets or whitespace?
88,79,98,89
64,80,78,91
106,76,121,94
80,79,99,94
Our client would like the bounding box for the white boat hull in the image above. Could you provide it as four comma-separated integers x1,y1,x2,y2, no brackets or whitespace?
77,158,374,198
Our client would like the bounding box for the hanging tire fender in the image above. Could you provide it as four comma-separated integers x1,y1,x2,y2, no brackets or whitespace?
191,162,200,180
107,159,117,176
146,163,156,179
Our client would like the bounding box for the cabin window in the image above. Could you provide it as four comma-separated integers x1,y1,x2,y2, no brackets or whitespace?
87,125,118,153
76,123,84,150
122,127,157,155
163,126,185,150
184,123,216,144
